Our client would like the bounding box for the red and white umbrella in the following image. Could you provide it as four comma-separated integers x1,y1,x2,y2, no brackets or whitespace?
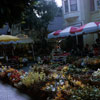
48,22,100,39
76,22,100,35
59,26,78,37
48,27,78,39
48,30,62,39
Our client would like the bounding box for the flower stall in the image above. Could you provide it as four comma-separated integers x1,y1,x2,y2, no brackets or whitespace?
0,62,100,100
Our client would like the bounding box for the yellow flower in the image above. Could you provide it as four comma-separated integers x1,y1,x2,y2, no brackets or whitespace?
46,82,50,86
57,86,61,91
51,81,55,85
61,85,66,90
68,75,72,80
80,84,85,88
65,81,69,87
52,73,58,78
62,74,65,78
75,81,82,86
63,66,69,71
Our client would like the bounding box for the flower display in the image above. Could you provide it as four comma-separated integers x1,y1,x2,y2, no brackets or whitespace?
92,68,100,77
91,69,100,82
9,70,21,83
0,59,100,100
21,71,46,87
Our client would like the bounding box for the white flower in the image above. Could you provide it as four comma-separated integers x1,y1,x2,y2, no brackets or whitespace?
7,73,11,77
25,72,28,75
18,82,22,86
12,78,15,81
46,86,50,90
92,69,100,77
20,76,24,79
14,83,18,87
59,80,63,83
50,85,53,88
57,82,59,85
52,88,56,92
81,62,85,66
55,75,59,79
60,82,64,85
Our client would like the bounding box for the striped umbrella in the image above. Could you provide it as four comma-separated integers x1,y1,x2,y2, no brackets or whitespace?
76,22,100,35
60,26,78,37
48,30,62,39
48,27,78,39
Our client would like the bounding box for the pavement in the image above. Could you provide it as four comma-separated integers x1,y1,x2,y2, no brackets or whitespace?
0,82,31,100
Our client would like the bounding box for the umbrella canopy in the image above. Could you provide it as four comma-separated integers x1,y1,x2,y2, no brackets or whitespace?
0,35,20,44
48,30,62,39
0,35,20,42
16,34,34,44
48,22,100,39
60,26,78,36
48,27,78,39
76,22,100,35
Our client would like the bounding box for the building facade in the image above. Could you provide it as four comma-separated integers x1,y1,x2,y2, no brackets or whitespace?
62,0,100,47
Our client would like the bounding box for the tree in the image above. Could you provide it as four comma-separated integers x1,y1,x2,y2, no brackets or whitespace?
22,0,58,56
0,0,36,27
22,0,58,38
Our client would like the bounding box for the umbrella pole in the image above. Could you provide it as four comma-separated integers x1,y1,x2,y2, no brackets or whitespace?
12,47,14,56
3,47,5,56
31,43,34,59
76,35,78,45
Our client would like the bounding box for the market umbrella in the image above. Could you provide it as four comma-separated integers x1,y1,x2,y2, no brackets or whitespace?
75,22,100,35
48,27,79,39
0,35,20,44
59,26,78,36
16,34,34,57
48,30,62,39
16,34,34,44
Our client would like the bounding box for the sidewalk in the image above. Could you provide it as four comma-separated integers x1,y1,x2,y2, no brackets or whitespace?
0,82,31,100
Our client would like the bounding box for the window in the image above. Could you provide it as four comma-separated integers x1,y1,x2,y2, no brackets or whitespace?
90,0,95,11
97,0,100,9
70,0,77,11
64,0,68,12
97,0,100,6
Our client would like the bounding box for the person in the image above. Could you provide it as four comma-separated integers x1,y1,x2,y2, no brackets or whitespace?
43,56,49,64
37,56,42,64
84,44,90,56
51,45,62,56
96,38,100,45
92,44,99,56
56,45,62,53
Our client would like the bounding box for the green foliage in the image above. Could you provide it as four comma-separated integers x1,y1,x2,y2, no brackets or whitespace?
61,65,89,75
31,65,51,76
0,0,37,27
22,0,58,32
22,0,58,40
21,71,46,87
70,86,100,100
